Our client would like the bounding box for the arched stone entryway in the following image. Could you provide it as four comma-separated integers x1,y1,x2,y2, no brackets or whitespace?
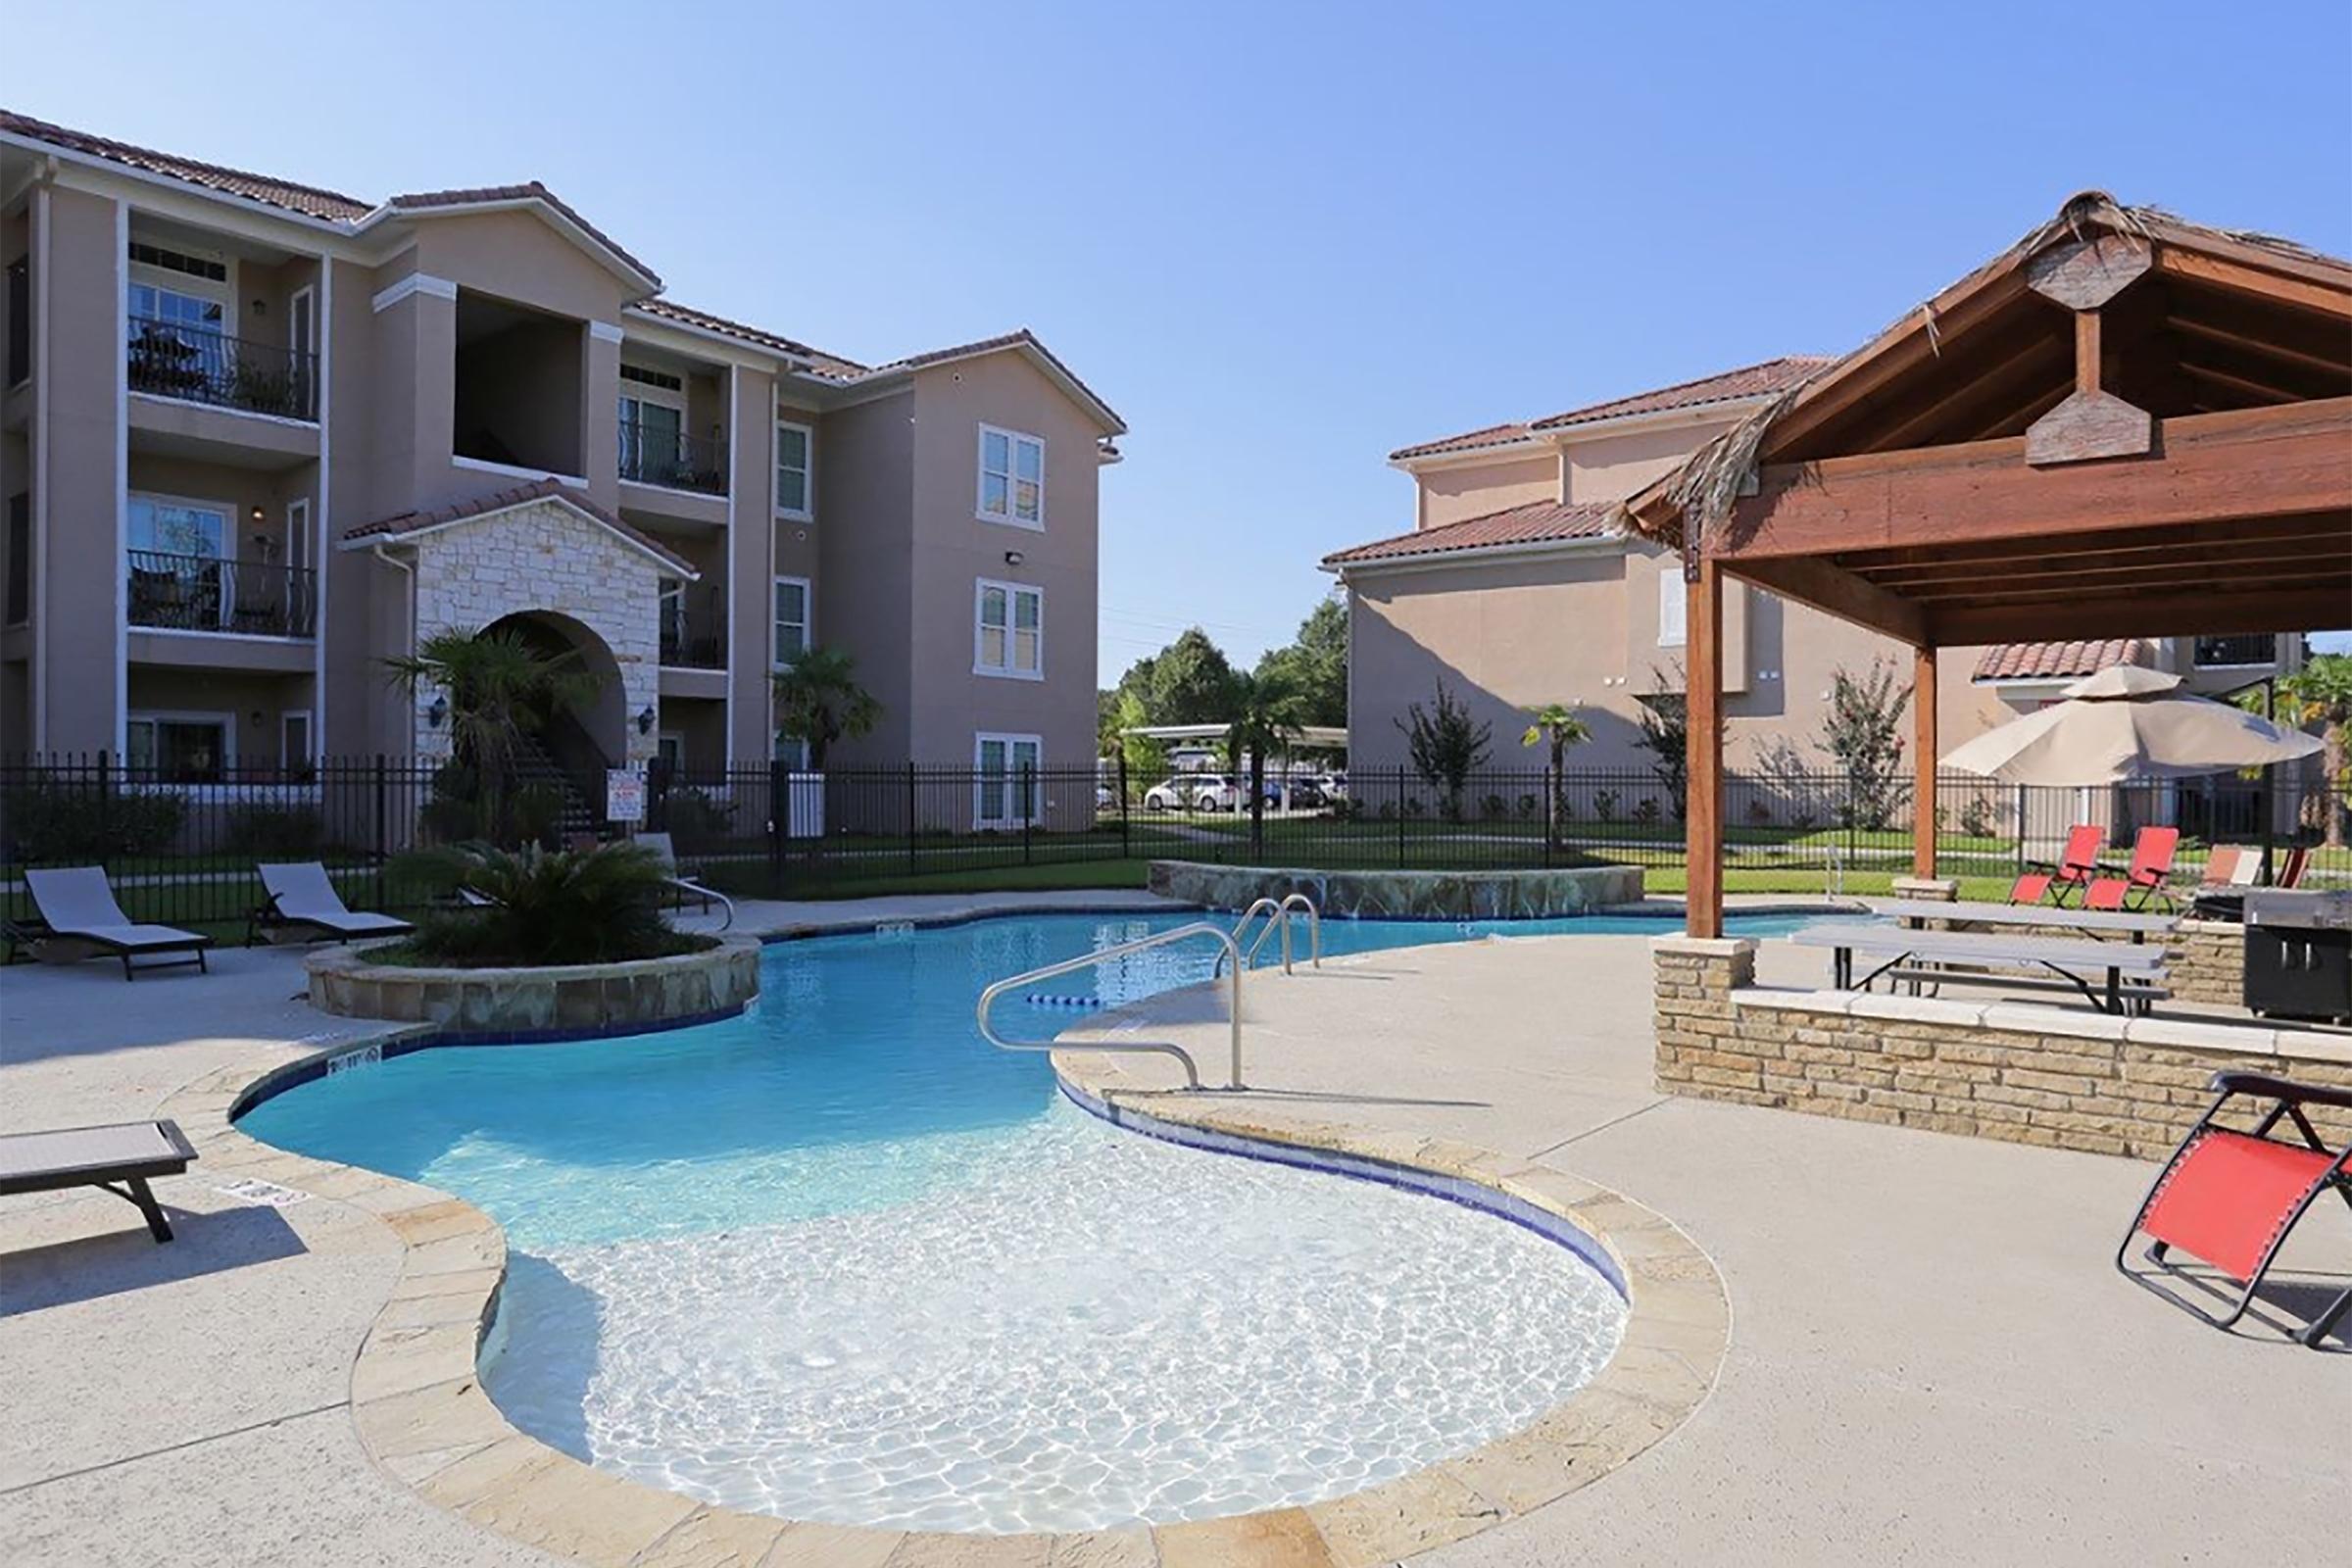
480,609,627,766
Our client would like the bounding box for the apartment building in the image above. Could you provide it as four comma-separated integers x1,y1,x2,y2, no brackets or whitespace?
0,111,1121,823
1324,356,2302,785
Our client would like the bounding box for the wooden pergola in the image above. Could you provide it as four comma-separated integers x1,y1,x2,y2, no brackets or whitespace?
1626,194,2352,938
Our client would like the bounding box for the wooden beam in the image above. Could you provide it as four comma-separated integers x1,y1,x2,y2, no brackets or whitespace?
1685,561,1725,941
1836,511,2351,572
1930,584,2352,646
1722,556,1927,644
2179,358,2309,404
1913,647,1937,880
2026,234,2153,311
1965,382,2070,441
1719,399,2352,561
1858,334,2069,454
1901,560,2330,602
2168,312,2352,380
2023,306,2154,465
1857,541,2331,590
2155,247,2352,320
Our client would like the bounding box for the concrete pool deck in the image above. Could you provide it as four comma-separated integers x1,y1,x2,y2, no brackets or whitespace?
2,895,2344,1565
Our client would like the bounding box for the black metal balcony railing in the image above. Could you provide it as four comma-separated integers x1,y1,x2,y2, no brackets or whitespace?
125,316,318,420
619,416,727,495
660,585,726,668
126,551,317,638
2192,633,2276,668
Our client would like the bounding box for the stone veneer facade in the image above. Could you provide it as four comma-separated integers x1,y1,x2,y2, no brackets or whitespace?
1652,936,2352,1158
409,499,664,766
1149,859,1645,919
307,936,760,1035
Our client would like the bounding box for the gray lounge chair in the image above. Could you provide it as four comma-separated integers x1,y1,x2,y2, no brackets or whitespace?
0,1119,196,1242
252,861,415,946
17,867,212,979
636,832,734,930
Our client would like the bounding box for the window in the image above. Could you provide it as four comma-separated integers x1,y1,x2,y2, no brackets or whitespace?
285,498,311,575
656,731,685,774
619,364,684,393
772,575,811,666
6,493,26,626
977,423,1044,527
126,713,230,782
774,419,813,519
974,578,1044,679
280,710,313,778
975,732,1043,827
127,242,227,283
1656,566,1687,648
772,733,810,771
128,495,227,559
2192,634,2275,668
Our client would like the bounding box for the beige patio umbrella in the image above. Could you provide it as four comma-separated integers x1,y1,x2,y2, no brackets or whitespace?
1940,665,2323,784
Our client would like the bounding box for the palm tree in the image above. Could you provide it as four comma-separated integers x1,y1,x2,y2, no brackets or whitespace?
2242,653,2352,847
1226,665,1309,860
384,628,601,842
1521,702,1592,843
772,646,881,770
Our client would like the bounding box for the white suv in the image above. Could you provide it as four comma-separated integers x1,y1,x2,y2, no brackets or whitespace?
1143,774,1241,812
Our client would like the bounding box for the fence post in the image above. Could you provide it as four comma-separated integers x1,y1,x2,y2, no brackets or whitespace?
1383,761,1401,869
1118,753,1131,860
95,749,112,862
372,755,388,910
1544,762,1556,869
1021,763,1035,865
769,760,787,892
906,763,919,878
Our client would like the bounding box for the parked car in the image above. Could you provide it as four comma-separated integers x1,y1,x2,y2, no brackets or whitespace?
1279,776,1329,810
1143,775,1242,812
1096,782,1116,810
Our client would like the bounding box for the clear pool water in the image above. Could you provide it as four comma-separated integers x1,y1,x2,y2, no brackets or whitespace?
240,910,1813,1533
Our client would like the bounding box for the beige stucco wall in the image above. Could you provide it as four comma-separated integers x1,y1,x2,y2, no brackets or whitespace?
1561,416,1737,504
33,184,121,753
1416,451,1556,527
815,388,917,760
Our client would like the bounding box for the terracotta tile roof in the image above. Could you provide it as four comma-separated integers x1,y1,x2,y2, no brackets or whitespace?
1972,638,2154,682
1323,499,1620,567
1388,421,1539,463
342,478,697,576
1528,356,1837,430
386,181,661,289
0,109,371,221
630,300,859,371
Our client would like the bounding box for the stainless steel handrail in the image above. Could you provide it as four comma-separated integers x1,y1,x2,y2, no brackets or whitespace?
1220,893,1321,976
975,921,1245,1090
1221,897,1284,975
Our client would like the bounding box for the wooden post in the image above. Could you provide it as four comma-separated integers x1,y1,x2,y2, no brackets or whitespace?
1913,644,1938,880
1685,560,1725,939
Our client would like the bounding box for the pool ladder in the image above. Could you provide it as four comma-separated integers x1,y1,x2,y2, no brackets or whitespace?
976,923,1245,1091
1218,894,1321,977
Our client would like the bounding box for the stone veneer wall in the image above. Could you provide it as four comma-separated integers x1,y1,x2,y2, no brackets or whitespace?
410,498,663,765
1149,859,1644,918
1653,936,2352,1158
308,936,760,1035
2164,918,2244,1006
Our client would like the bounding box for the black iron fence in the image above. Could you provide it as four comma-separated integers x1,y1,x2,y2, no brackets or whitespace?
126,316,317,419
618,416,727,495
126,551,317,637
3,754,2342,936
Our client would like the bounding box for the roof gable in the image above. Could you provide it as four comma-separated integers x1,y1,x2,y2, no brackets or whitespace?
340,479,697,577
1323,499,1620,569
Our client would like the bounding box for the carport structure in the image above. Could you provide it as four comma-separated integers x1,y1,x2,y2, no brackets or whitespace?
1626,193,2352,937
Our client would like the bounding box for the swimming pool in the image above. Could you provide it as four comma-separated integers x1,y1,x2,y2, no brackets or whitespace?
241,909,1817,1533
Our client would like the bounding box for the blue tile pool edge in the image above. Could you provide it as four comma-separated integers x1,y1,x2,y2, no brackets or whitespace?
1054,1074,1630,1301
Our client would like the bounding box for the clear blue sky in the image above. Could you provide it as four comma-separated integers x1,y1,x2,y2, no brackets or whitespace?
12,1,2349,666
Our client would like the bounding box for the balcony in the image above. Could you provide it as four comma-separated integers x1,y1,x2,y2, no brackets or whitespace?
126,317,317,421
660,583,726,668
128,551,316,638
620,416,727,496
2192,634,2276,668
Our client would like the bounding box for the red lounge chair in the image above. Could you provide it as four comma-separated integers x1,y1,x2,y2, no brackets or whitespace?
2118,1072,2352,1348
2010,824,2104,906
2082,825,2180,912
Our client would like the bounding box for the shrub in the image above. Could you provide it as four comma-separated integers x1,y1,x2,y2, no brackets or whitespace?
390,841,706,966
225,804,324,858
2,777,185,862
1517,794,1540,821
1958,796,1995,839
662,786,735,851
1632,797,1662,826
1746,799,1775,826
1481,793,1509,821
1593,789,1620,823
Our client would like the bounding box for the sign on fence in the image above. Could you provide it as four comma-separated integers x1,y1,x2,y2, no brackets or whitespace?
607,767,647,823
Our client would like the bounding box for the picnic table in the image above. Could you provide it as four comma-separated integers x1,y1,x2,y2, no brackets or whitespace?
1852,898,2179,942
1792,921,2172,1015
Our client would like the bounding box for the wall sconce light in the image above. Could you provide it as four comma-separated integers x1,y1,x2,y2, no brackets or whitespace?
250,506,267,523
425,695,448,729
1004,549,1025,566
249,710,265,726
637,705,658,735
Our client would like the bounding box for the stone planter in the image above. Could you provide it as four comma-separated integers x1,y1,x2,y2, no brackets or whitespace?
306,935,761,1038
1149,858,1644,919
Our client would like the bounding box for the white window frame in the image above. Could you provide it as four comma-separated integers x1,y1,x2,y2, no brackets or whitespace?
773,416,814,521
285,497,311,575
973,731,1044,828
771,574,812,668
1656,566,1688,649
127,490,235,558
975,422,1045,529
972,577,1045,681
657,730,686,773
127,710,236,778
127,254,233,339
